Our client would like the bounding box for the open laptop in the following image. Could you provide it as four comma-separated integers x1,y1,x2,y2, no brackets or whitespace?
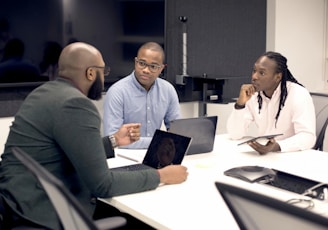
215,181,328,230
111,129,192,171
168,116,217,155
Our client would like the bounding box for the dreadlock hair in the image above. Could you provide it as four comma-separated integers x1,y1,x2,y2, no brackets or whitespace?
257,51,303,126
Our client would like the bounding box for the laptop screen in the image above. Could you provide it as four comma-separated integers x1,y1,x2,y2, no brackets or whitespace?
215,181,328,230
169,116,217,155
142,129,192,169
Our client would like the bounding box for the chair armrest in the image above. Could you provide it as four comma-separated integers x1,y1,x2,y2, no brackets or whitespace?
94,216,127,230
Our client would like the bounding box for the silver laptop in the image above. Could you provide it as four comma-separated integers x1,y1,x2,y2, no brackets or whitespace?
215,181,328,230
168,116,217,155
111,129,192,171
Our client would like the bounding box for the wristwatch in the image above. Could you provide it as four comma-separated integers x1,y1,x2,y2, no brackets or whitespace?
234,103,245,110
109,135,118,149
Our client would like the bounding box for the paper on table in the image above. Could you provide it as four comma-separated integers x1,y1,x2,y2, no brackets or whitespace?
115,149,147,163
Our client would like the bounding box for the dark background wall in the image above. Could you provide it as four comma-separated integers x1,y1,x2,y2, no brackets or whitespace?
0,0,62,65
165,0,266,101
0,0,266,116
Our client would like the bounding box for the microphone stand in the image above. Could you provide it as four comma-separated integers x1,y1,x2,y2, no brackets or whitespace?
176,16,189,85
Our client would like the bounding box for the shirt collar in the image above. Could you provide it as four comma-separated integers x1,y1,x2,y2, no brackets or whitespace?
260,82,282,102
271,82,282,98
57,76,84,94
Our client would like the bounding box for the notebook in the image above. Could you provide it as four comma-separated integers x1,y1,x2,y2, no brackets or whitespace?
168,116,218,155
111,129,192,171
215,181,328,230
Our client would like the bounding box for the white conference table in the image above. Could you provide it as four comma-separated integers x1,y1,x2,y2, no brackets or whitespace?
101,134,328,230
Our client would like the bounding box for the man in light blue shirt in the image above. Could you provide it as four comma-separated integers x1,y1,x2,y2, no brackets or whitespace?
103,42,181,148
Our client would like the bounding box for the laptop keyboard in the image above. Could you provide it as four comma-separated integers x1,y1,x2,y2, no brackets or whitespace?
264,171,327,200
111,163,153,171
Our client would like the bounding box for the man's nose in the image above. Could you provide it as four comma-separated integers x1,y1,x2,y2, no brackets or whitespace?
143,65,151,73
251,73,258,80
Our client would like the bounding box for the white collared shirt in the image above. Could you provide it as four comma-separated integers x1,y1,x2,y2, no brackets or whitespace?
227,82,316,152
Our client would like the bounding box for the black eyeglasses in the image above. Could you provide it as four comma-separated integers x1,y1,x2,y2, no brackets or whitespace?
135,58,163,73
87,66,110,76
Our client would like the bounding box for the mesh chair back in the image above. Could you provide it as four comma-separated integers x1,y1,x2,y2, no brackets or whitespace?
311,93,328,150
11,147,99,230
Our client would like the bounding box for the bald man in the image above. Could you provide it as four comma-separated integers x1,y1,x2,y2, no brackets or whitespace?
0,42,188,229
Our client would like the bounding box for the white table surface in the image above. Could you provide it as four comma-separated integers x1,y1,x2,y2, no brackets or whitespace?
101,134,328,230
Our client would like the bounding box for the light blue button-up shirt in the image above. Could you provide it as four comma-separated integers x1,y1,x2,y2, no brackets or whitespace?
103,71,181,148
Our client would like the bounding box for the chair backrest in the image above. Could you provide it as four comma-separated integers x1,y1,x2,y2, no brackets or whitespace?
0,117,14,155
311,93,328,151
314,117,328,151
11,147,126,230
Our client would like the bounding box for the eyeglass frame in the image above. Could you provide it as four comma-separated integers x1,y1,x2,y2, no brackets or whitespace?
86,66,111,76
134,57,165,73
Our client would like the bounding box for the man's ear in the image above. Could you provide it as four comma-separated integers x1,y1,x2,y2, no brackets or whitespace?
161,64,167,71
86,67,95,81
276,72,282,82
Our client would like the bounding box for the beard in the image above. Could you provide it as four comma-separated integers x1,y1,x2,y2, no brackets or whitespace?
88,71,104,100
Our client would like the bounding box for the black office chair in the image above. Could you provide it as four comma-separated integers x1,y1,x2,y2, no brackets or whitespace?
313,117,328,151
11,147,126,230
312,97,328,151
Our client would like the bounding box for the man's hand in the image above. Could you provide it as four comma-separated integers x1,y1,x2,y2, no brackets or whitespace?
248,138,281,155
114,123,141,146
236,84,256,106
157,165,188,184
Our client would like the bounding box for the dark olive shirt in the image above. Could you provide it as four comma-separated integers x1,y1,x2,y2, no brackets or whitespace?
0,78,159,229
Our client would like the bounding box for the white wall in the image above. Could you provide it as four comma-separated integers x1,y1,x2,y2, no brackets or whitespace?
267,0,328,92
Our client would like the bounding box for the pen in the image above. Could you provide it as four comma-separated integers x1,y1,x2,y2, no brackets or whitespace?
116,153,140,163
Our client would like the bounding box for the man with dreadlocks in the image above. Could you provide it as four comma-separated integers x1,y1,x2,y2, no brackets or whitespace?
227,51,316,155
